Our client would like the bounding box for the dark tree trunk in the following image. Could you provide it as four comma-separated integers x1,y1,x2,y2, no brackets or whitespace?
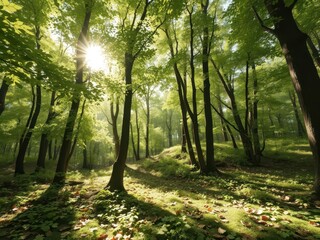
164,28,199,169
211,59,256,165
181,124,187,153
201,0,216,173
35,91,56,171
145,87,150,158
15,84,41,175
0,78,9,116
187,7,207,173
263,0,320,197
110,98,120,158
107,53,134,191
289,90,305,137
226,124,238,149
251,61,261,165
53,7,92,184
135,107,140,160
48,140,53,160
166,110,173,147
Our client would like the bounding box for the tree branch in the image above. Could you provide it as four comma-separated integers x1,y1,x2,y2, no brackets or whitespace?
252,6,276,35
210,103,240,133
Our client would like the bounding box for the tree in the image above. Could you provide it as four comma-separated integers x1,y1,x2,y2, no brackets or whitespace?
106,0,178,191
53,0,95,184
255,0,320,197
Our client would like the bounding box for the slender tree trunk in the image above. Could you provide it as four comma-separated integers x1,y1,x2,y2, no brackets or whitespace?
211,59,256,165
107,53,134,191
187,7,207,173
48,140,53,160
15,84,41,175
53,7,92,184
251,61,261,165
145,87,150,158
35,91,56,171
110,98,120,158
226,124,238,149
181,124,187,153
263,0,320,197
0,78,9,116
135,107,140,160
166,110,173,147
201,0,216,173
289,90,305,137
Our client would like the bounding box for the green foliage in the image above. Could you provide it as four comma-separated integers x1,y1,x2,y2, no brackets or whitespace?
141,157,193,178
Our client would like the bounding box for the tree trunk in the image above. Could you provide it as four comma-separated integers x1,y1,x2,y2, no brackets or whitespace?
130,123,138,161
264,0,320,197
53,7,92,184
107,53,134,191
135,107,140,160
201,0,216,173
15,84,41,175
166,110,173,147
82,141,90,169
35,91,56,171
145,87,150,158
251,61,261,165
110,98,120,158
0,78,9,116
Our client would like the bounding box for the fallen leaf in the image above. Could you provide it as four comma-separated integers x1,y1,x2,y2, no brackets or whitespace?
97,233,108,240
261,215,270,221
218,227,226,234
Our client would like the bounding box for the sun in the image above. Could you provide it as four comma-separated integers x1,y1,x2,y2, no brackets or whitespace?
85,44,106,71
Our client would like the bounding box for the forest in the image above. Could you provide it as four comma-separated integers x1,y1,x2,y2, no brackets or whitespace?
0,0,320,239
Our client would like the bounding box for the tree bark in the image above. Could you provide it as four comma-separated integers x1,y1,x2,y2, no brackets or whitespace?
110,97,120,158
264,0,320,197
145,86,150,158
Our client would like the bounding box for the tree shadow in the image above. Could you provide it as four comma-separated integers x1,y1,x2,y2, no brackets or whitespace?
0,183,76,240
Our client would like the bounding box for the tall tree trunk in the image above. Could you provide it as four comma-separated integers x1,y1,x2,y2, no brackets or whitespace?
289,90,305,137
110,97,120,158
53,6,92,184
166,110,173,147
15,84,41,175
226,124,238,149
263,0,320,197
145,87,150,158
135,107,140,160
181,124,187,153
35,91,56,171
306,37,320,67
164,27,199,169
187,7,207,173
107,53,134,191
0,78,9,116
211,59,255,165
201,0,216,173
251,60,261,165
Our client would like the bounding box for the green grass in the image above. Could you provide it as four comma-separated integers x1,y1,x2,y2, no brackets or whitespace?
0,139,320,239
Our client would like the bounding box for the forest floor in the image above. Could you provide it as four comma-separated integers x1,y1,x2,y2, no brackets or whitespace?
0,139,320,239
